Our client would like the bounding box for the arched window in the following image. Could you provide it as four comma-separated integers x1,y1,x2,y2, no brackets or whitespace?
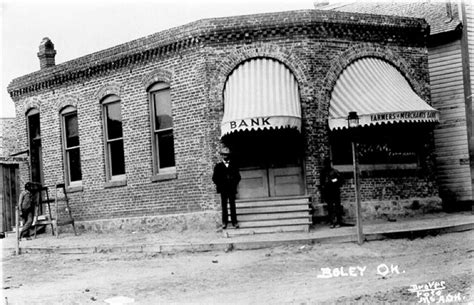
102,95,126,181
149,83,176,176
26,108,43,184
60,106,82,186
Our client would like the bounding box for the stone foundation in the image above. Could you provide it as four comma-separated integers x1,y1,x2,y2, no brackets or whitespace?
341,196,443,221
58,197,443,233
59,211,221,234
313,196,443,222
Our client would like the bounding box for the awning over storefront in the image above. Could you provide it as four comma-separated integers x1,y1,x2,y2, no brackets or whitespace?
328,57,439,130
221,58,301,137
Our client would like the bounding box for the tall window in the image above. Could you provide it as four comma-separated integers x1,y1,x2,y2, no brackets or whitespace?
26,108,43,184
102,95,126,180
149,83,175,174
61,106,82,186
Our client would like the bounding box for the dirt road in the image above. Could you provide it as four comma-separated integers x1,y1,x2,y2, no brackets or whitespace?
2,230,473,304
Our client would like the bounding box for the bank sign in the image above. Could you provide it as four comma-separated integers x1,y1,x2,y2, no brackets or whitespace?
329,110,439,130
221,116,301,136
229,117,271,129
370,111,438,123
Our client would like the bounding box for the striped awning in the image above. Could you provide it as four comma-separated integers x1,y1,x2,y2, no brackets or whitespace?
328,57,439,130
221,58,301,137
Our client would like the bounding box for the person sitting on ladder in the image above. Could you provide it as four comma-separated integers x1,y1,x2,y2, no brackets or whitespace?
18,182,35,240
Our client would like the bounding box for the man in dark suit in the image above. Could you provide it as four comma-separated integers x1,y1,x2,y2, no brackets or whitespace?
212,147,241,229
322,160,344,228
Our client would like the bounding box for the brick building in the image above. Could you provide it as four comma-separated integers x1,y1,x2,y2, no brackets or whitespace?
7,10,441,233
318,0,474,215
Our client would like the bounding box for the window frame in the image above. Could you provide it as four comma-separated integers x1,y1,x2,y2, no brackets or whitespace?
329,124,424,172
148,82,176,180
26,108,44,184
60,106,82,188
101,95,126,184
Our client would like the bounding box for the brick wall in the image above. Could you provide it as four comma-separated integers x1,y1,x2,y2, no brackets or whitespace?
0,118,17,159
13,47,214,221
8,10,438,223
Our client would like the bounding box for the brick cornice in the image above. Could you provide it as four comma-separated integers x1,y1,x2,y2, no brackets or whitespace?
7,9,429,100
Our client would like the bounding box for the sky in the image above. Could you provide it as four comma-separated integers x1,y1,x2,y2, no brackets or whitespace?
0,0,317,118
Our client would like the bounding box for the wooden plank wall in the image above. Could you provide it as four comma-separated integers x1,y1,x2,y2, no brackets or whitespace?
0,165,4,232
0,164,19,232
466,0,474,199
429,39,473,201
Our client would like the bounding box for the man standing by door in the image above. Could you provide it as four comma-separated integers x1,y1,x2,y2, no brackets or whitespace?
322,160,344,228
212,147,241,229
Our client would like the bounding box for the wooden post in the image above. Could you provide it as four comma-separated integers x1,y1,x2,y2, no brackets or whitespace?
351,140,364,245
15,202,20,255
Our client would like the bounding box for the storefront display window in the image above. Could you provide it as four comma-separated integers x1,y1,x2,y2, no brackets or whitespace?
331,123,429,166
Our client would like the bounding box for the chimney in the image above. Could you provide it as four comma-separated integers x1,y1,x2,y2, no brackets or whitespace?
37,37,56,69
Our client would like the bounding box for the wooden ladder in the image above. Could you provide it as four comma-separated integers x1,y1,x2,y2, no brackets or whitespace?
33,183,77,238
33,184,54,237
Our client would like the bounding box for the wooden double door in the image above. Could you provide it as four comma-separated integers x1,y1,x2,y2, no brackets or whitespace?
238,166,304,199
223,129,305,199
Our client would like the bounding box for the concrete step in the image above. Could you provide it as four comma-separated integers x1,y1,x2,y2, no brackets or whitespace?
228,211,312,222
227,203,311,214
235,197,310,208
238,218,312,228
225,224,310,236
223,196,312,236
236,205,310,214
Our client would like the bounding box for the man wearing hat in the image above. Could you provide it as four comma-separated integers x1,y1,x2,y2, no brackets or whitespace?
212,147,241,229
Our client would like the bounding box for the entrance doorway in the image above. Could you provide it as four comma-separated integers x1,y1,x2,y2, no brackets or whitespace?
223,129,305,199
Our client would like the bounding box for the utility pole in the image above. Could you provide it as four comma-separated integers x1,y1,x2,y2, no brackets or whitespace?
348,111,364,245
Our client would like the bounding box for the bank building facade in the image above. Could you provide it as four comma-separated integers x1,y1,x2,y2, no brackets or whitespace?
8,9,442,233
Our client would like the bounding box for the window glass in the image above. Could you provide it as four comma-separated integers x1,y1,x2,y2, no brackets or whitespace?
106,102,123,140
65,114,80,148
28,113,41,140
149,83,175,172
27,109,42,184
102,96,126,180
109,140,125,176
330,124,424,165
157,130,175,168
68,147,82,181
61,108,82,184
153,89,173,130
